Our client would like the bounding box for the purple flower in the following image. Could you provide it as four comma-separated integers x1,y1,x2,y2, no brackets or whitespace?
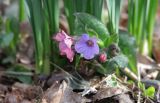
53,30,74,62
75,34,99,59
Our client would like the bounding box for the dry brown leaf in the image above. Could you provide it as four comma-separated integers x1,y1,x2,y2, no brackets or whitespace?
92,87,127,101
42,81,70,103
42,80,90,103
137,54,160,79
115,93,133,103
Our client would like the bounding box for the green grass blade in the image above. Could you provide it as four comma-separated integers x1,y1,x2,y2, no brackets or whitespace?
42,19,50,74
26,0,60,74
74,0,87,12
86,0,103,20
45,0,59,33
64,0,103,34
146,0,158,55
106,0,122,34
64,0,75,34
128,0,158,55
19,0,25,22
26,0,47,74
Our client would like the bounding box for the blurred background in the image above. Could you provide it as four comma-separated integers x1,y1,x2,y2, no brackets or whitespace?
0,0,160,84
0,0,160,102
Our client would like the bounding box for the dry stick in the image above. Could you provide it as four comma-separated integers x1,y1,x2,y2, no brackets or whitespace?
121,67,142,102
122,67,138,81
122,67,142,102
138,62,160,71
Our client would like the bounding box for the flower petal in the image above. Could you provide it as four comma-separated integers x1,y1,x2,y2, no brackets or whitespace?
83,48,95,59
59,42,67,56
81,43,99,59
64,38,73,48
75,34,99,60
59,42,74,62
53,31,66,42
64,48,75,62
79,34,89,42
61,30,71,39
92,43,99,54
75,42,87,53
90,37,97,43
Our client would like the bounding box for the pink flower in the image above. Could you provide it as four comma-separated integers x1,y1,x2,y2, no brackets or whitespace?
99,53,107,63
53,30,74,62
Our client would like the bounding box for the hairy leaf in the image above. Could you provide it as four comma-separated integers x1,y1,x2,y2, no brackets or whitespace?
74,13,109,41
119,30,137,73
97,54,128,74
105,54,128,74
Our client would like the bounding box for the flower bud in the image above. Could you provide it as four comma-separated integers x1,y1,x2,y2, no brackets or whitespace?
99,53,107,63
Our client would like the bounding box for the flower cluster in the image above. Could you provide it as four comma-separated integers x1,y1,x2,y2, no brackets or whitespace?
53,30,74,62
53,30,107,62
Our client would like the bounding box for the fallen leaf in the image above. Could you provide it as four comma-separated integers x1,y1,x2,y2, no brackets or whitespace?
114,93,134,103
42,81,90,103
92,87,127,101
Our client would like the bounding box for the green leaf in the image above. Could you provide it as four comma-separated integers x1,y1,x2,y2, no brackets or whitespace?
9,17,20,35
145,86,155,98
86,28,98,38
74,13,110,41
93,54,128,74
18,75,32,84
102,54,128,74
7,65,32,84
104,34,119,47
2,56,14,64
119,30,137,73
138,82,146,93
0,33,14,48
107,76,118,87
108,54,128,69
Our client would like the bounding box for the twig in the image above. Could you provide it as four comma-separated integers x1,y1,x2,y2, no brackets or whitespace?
122,67,138,81
138,62,160,71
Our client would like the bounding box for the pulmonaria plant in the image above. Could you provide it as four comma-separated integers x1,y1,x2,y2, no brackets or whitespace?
75,34,99,59
53,30,74,62
53,31,100,62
